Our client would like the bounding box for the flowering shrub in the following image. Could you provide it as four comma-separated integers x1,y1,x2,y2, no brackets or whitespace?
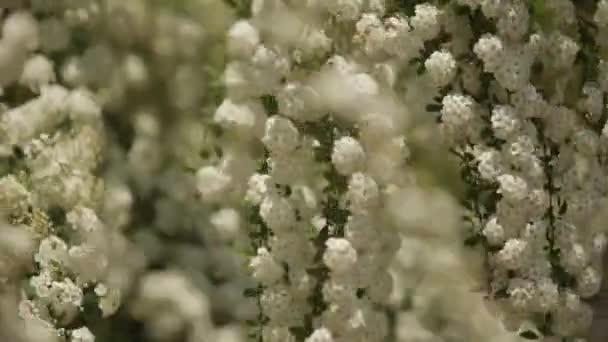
0,1,607,342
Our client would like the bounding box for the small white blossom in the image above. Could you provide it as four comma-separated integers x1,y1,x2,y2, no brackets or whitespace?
195,166,232,202
497,238,527,270
497,174,528,203
424,50,456,87
260,195,296,233
71,327,95,342
262,116,300,156
411,4,441,40
250,247,284,285
227,20,260,59
324,238,357,274
345,172,380,214
306,327,334,342
331,136,366,176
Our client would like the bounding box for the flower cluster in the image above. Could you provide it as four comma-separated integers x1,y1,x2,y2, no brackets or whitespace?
428,0,608,340
0,6,126,339
2,0,608,342
0,1,246,342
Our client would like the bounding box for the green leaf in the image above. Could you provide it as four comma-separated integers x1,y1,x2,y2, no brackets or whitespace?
519,330,540,340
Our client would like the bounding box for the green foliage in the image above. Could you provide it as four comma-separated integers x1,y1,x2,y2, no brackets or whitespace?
225,0,252,18
261,94,279,116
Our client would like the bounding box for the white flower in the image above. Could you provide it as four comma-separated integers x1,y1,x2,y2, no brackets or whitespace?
3,11,39,51
383,16,423,59
261,285,307,326
367,270,393,304
322,279,356,305
535,278,558,311
20,55,56,92
35,236,69,269
441,94,477,128
246,173,275,205
250,247,284,285
491,105,520,139
306,327,334,342
214,98,264,137
411,4,441,40
480,0,504,18
324,238,357,274
496,0,529,41
331,136,366,176
595,0,608,27
263,327,296,342
51,278,83,307
210,208,240,241
576,266,602,298
277,82,323,122
30,270,53,298
345,172,380,214
497,174,528,203
482,217,505,246
476,150,502,181
591,232,607,256
496,238,527,270
547,32,579,70
424,50,456,87
474,34,504,72
0,175,30,213
227,20,260,59
507,281,536,313
71,327,95,342
67,206,103,233
195,166,232,202
358,113,395,147
262,116,300,156
66,89,102,123
562,243,588,275
260,195,296,233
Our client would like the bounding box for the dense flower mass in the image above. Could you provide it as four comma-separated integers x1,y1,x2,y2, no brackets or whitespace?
0,1,608,342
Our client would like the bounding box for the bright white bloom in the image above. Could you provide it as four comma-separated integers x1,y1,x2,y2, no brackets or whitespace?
495,0,528,41
260,195,296,232
250,247,284,285
20,55,56,92
306,327,334,342
246,173,274,205
71,327,95,342
227,20,260,58
474,34,504,71
324,238,357,274
195,166,232,202
262,116,300,156
210,208,240,241
214,99,263,137
411,4,441,40
482,217,505,246
441,94,477,127
577,266,602,298
424,50,456,87
497,174,528,203
331,136,366,176
491,105,520,139
496,238,527,270
345,172,380,214
596,0,608,27
3,11,39,51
